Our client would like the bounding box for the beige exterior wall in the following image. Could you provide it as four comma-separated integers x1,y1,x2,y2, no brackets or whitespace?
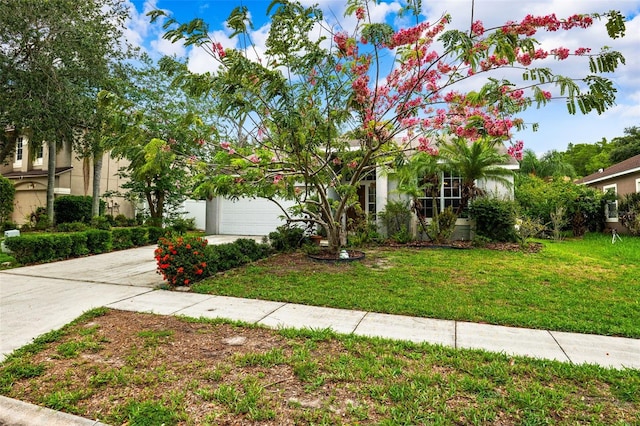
1,135,134,225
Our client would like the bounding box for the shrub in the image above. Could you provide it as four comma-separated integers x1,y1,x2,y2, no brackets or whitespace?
426,206,457,244
114,214,129,227
268,225,307,252
208,243,248,271
155,236,209,286
469,197,518,242
4,235,54,264
90,216,111,230
4,234,73,263
54,196,93,224
1,221,18,232
130,227,148,246
516,217,546,246
379,200,412,242
170,217,196,235
68,233,89,257
147,226,165,244
515,175,605,235
233,238,272,261
619,193,640,235
0,175,15,224
56,221,88,232
85,229,112,254
111,228,133,250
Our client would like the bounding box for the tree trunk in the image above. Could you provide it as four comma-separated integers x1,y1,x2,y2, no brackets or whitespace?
46,139,56,226
92,150,103,217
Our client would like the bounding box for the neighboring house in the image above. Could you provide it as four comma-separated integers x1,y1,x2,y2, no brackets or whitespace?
576,154,640,232
0,134,134,225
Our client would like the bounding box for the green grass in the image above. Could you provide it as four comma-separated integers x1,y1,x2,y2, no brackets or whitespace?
2,311,638,424
192,233,640,338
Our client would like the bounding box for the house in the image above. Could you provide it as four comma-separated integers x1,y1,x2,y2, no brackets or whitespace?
575,153,640,232
183,144,518,240
1,133,134,225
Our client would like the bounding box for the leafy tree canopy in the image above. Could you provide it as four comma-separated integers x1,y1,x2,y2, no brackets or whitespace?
152,0,626,252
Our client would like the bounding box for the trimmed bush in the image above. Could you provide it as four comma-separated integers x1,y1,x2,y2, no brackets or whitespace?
4,234,72,264
111,228,133,251
469,197,518,242
268,225,306,252
155,236,209,286
85,229,112,254
69,232,89,257
131,227,148,246
54,196,93,224
56,221,89,232
233,238,272,262
147,226,165,244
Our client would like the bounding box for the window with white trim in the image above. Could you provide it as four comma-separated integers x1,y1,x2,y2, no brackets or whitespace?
636,178,640,193
34,144,44,166
602,184,618,222
14,137,23,165
417,172,462,218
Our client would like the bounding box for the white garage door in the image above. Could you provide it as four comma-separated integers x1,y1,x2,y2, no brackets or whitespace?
218,197,296,236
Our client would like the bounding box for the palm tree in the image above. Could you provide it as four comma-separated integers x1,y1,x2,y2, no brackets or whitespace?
439,137,514,215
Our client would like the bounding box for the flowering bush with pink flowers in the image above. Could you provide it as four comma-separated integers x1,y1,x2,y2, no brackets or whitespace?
155,236,208,286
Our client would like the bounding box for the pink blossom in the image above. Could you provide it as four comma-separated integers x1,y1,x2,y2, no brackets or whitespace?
332,157,341,165
220,141,230,150
347,161,358,169
355,7,365,20
213,42,225,58
273,174,283,184
471,20,485,36
248,154,260,164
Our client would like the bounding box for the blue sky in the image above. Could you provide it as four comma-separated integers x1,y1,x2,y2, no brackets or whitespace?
125,0,640,156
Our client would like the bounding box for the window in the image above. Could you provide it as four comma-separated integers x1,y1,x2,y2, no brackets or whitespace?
34,144,44,166
417,173,462,218
636,178,640,194
14,137,23,164
603,184,618,222
367,182,376,217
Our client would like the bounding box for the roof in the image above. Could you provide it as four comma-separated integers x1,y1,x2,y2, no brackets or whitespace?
1,167,73,179
576,154,640,185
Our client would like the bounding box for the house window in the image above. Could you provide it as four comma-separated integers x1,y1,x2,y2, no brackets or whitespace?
367,182,376,217
636,178,640,193
34,144,44,166
418,173,462,218
603,184,618,222
14,137,23,165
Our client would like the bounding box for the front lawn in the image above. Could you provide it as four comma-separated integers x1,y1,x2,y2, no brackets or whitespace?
192,233,640,338
0,309,638,425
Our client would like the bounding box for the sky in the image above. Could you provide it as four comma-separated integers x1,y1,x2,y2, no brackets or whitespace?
125,0,640,156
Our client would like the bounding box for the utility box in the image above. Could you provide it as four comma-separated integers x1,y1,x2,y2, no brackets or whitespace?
2,229,20,253
4,229,20,238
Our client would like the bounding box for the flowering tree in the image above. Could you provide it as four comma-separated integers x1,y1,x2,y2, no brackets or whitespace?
154,0,625,253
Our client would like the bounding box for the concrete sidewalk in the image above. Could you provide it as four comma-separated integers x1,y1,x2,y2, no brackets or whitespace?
1,235,639,424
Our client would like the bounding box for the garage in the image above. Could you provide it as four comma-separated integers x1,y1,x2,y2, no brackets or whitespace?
209,196,297,236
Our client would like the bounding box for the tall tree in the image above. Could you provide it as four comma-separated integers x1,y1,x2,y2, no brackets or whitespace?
0,0,129,224
102,56,217,226
155,0,625,253
564,139,612,177
609,126,640,164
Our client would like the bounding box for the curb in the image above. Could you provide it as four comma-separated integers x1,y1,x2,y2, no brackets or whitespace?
0,395,109,426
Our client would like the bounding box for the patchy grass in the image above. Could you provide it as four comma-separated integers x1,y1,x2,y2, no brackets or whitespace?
0,309,638,424
192,233,640,338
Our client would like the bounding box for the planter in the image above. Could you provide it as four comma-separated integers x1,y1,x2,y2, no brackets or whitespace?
307,249,365,263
